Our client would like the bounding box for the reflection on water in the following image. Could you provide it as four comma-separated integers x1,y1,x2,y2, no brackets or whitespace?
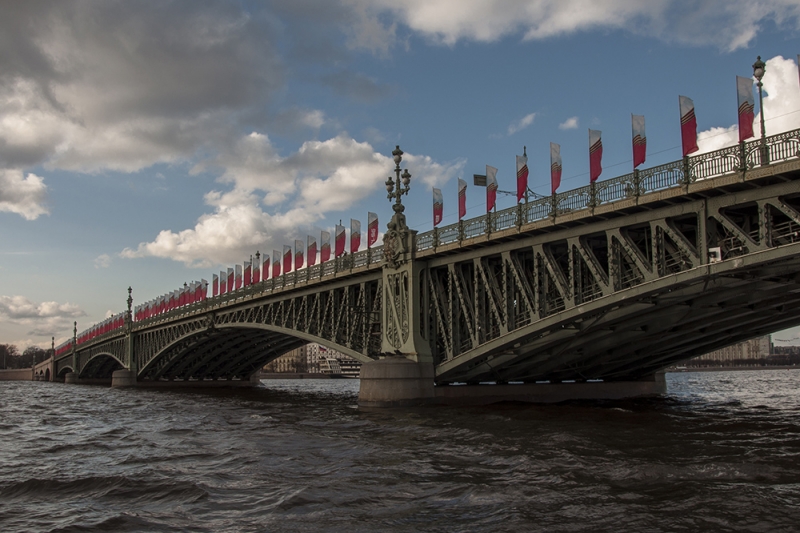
1,371,799,532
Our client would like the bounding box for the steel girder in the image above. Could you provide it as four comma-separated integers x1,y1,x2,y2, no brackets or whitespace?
426,175,800,383
132,273,382,381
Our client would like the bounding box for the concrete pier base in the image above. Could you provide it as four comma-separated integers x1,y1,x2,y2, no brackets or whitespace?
359,363,666,407
64,372,78,384
111,369,137,388
358,357,436,407
434,373,667,406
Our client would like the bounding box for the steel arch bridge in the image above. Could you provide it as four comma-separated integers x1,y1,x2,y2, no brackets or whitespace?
53,130,800,390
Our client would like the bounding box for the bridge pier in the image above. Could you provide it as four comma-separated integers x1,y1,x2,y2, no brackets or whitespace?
359,365,665,407
358,357,436,407
432,373,667,406
64,372,78,384
111,369,137,388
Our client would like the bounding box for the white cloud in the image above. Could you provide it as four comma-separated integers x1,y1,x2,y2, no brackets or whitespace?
697,55,800,154
94,254,112,269
121,133,464,267
0,295,85,337
0,169,48,220
365,0,800,52
507,112,537,136
559,116,579,130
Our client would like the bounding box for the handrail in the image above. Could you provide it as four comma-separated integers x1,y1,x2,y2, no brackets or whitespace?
416,128,800,252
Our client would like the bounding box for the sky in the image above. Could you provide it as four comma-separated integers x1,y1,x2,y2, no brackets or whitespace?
2,0,800,349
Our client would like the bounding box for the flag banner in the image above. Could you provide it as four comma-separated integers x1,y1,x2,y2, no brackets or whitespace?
244,261,251,287
253,257,260,284
550,142,562,194
321,230,331,262
350,219,361,253
199,279,207,301
486,165,498,212
235,264,243,290
283,245,292,274
220,271,227,294
737,76,755,142
272,249,281,278
632,114,646,168
227,267,234,292
458,178,467,220
367,212,379,247
516,151,528,202
433,187,443,226
335,224,346,257
679,95,698,156
295,239,304,271
262,254,270,280
308,235,317,266
212,274,219,296
589,129,603,183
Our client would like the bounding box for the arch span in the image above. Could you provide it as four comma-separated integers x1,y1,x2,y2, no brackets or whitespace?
137,323,369,382
79,352,125,380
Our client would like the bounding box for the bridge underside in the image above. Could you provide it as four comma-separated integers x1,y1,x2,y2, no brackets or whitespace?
138,327,307,382
436,245,800,384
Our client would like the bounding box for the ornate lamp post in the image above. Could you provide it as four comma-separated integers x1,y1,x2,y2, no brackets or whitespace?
753,56,769,165
385,145,412,218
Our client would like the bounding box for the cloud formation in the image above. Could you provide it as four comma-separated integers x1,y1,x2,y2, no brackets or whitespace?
559,117,579,130
364,0,800,52
121,134,464,266
0,295,85,337
0,170,48,220
507,113,537,136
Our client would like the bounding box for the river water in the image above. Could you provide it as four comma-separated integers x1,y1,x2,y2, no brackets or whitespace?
1,370,799,532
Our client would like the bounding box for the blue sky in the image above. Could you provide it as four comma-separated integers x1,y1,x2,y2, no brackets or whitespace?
2,1,800,348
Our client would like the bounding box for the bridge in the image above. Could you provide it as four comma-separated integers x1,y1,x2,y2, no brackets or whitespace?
43,128,800,405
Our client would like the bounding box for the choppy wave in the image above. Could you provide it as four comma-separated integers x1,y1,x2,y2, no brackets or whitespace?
1,371,799,532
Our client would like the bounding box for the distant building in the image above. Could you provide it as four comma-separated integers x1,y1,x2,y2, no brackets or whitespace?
263,342,362,376
690,335,772,365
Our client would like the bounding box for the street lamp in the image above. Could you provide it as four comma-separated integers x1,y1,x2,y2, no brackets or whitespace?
753,55,769,165
385,145,411,215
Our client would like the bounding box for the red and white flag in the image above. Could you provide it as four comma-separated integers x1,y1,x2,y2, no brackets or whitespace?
253,256,260,284
550,142,562,194
350,219,361,253
334,225,346,257
486,165,498,212
516,150,528,202
235,264,242,290
632,114,646,169
272,249,281,278
308,235,317,266
367,212,378,247
244,260,251,287
262,253,270,280
589,129,603,183
458,178,467,220
295,239,304,271
227,268,234,292
199,279,207,301
212,274,219,297
432,187,443,226
737,76,755,142
679,95,699,156
283,245,292,274
321,231,331,262
220,271,227,294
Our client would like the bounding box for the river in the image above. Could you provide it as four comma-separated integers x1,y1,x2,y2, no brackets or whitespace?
1,370,799,532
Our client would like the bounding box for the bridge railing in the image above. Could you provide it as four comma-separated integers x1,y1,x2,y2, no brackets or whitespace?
415,128,800,252
127,128,800,326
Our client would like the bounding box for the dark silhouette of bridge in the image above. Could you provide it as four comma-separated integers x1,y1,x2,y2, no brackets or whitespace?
45,127,800,405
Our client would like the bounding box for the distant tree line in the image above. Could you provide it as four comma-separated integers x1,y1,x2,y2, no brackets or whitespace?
0,344,49,369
